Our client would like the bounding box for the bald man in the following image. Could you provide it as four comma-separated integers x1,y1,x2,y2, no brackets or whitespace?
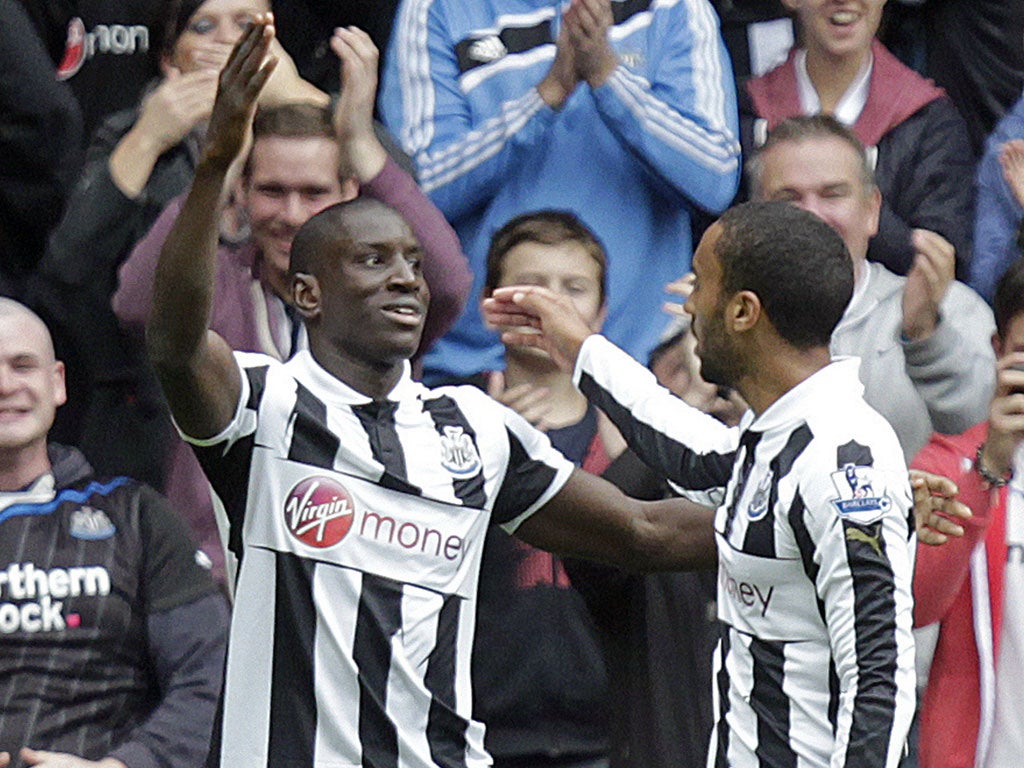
0,298,228,768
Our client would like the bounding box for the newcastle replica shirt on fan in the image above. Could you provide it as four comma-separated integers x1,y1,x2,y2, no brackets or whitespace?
572,336,916,768
184,349,574,768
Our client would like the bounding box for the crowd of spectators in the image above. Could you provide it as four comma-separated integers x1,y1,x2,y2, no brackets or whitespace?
2,0,1024,766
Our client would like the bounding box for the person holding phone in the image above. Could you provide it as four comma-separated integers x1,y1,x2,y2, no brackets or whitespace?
913,255,1024,768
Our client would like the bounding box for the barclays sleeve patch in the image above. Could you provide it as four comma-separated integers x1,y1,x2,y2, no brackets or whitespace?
829,464,892,524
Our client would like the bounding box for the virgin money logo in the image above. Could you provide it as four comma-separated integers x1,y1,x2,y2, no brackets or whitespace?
284,477,355,548
57,17,151,81
57,18,86,79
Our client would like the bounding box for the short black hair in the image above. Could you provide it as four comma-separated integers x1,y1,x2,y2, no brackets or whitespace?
714,201,853,348
289,197,400,278
484,210,607,304
994,256,1024,339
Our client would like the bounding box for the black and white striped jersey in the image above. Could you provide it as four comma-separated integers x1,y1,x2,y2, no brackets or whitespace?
183,350,574,768
574,336,917,768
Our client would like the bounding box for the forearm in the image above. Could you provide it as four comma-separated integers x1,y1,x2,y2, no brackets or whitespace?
108,127,165,200
113,197,184,330
584,0,741,210
411,89,555,217
970,170,1021,303
108,594,229,768
39,162,147,290
592,65,740,212
379,9,557,220
517,470,718,571
147,159,231,370
903,297,996,435
575,335,738,488
630,498,718,570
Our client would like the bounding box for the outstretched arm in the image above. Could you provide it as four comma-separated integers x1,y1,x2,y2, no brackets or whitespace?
515,468,718,571
147,18,277,440
484,284,738,492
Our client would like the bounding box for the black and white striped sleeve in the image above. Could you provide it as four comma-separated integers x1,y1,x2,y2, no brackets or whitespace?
179,351,273,530
492,403,575,533
794,433,917,768
573,334,739,501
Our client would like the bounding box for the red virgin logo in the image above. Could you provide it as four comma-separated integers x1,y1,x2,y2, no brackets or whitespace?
57,18,86,79
284,477,355,548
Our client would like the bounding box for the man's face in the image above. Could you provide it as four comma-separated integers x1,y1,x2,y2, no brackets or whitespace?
496,239,605,358
782,0,886,62
757,135,880,265
0,314,65,455
313,207,430,367
243,136,354,285
685,224,744,388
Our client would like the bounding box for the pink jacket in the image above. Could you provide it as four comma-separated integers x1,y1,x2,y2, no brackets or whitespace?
746,39,946,147
912,422,1009,768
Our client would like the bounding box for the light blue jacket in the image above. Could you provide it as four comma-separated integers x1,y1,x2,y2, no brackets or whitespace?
381,0,740,380
971,90,1024,303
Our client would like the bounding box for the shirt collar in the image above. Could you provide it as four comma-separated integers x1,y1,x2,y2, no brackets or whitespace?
286,349,419,407
0,473,56,513
795,49,873,126
747,357,864,433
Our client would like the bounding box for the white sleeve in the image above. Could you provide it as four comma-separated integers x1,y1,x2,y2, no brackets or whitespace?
574,334,741,496
176,351,269,453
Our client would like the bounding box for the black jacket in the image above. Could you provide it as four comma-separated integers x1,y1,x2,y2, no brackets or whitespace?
0,444,228,768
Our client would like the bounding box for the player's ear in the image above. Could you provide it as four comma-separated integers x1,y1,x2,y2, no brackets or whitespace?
292,273,322,320
728,290,761,333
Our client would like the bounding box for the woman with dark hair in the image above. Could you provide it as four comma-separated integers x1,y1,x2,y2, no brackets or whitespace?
44,0,322,292
29,0,320,490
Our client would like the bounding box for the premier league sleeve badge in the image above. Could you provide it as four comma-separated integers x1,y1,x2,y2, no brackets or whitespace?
829,463,892,524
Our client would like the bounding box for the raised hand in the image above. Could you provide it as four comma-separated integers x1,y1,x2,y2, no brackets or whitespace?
487,371,553,430
538,19,579,109
331,26,387,182
901,228,955,342
202,14,278,168
134,68,219,155
909,470,971,546
564,0,618,88
483,285,594,374
999,138,1024,210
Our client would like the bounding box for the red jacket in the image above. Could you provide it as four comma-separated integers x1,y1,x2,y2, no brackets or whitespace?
912,422,1009,768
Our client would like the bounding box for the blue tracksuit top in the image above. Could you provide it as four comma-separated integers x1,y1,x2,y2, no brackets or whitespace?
381,0,741,380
